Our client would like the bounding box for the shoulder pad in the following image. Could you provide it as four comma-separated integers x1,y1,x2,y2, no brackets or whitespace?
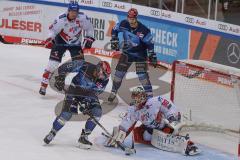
118,20,130,30
78,13,90,20
138,22,150,32
59,13,67,19
120,20,129,26
146,96,155,104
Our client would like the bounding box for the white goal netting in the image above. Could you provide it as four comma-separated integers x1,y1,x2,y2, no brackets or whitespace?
171,60,240,156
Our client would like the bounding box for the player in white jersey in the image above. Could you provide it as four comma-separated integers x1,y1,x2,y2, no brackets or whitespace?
106,87,201,156
39,1,94,95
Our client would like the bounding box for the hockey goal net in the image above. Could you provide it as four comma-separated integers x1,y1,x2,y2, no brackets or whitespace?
171,60,240,156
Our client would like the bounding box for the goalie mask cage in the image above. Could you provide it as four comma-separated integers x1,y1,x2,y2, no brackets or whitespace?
171,60,240,156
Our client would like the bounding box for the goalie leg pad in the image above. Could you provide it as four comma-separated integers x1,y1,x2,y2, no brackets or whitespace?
133,125,151,145
151,129,201,155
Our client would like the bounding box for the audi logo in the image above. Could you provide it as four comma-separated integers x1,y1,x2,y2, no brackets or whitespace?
102,1,112,7
218,24,228,31
185,17,194,24
150,10,161,16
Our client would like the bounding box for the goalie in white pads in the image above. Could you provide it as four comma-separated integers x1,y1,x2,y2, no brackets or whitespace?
106,87,201,156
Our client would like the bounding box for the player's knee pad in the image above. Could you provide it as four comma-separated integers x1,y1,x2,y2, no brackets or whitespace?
53,112,72,131
90,104,102,119
85,115,100,132
59,111,72,121
133,125,151,145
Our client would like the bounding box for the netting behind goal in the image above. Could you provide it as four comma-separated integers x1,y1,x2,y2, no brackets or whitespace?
171,60,240,156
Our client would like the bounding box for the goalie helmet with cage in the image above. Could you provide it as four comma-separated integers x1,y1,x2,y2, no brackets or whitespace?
131,86,147,106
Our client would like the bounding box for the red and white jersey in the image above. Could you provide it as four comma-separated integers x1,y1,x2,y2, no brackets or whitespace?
120,96,180,132
48,12,94,44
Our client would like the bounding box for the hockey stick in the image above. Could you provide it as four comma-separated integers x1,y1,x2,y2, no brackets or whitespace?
104,41,169,70
0,35,13,44
0,35,45,46
86,112,136,155
0,35,85,47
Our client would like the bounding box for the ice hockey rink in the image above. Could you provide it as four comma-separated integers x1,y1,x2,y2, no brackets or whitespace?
0,43,238,160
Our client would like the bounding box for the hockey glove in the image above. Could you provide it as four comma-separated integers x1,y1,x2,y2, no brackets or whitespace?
168,121,183,135
79,99,91,115
164,116,183,135
83,36,95,49
44,37,54,49
54,75,65,91
110,37,119,51
70,99,79,113
105,126,126,148
148,51,157,68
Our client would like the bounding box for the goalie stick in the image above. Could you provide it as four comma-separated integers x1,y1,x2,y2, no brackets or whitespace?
86,111,136,155
101,132,136,155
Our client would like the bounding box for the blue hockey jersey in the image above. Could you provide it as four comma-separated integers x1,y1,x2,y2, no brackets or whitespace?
57,60,108,95
112,20,154,61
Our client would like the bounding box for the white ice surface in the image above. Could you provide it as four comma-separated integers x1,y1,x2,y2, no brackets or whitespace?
0,43,238,160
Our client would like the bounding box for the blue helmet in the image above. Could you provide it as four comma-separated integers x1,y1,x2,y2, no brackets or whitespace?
68,1,79,12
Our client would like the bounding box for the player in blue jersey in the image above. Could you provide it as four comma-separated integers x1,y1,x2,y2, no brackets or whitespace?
43,60,111,149
108,8,157,102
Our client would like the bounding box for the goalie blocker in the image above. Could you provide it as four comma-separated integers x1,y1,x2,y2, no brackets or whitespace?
105,87,201,156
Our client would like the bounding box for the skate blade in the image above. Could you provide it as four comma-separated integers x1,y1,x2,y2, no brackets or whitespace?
78,143,92,149
188,149,202,156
